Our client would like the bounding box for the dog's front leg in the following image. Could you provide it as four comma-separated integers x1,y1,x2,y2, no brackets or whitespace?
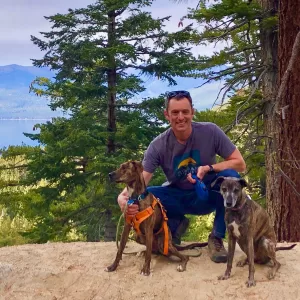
246,236,256,287
218,235,236,281
140,224,154,276
105,223,131,272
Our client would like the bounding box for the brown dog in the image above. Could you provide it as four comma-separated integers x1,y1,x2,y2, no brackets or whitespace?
105,160,208,275
213,177,296,287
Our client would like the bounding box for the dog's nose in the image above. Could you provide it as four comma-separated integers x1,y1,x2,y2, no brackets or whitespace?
108,172,113,179
226,202,232,207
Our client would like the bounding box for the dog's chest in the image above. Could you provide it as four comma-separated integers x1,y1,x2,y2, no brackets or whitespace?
226,212,244,239
228,220,241,238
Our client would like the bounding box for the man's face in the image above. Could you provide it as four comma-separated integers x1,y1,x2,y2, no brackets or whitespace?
164,97,194,133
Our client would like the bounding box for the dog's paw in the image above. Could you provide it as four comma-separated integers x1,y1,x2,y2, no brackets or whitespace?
246,279,256,287
105,264,117,272
176,264,186,272
140,267,150,276
267,270,275,280
218,274,230,280
141,270,150,276
136,251,145,257
236,259,248,267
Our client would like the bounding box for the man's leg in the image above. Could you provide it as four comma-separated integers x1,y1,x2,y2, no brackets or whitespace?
147,186,192,244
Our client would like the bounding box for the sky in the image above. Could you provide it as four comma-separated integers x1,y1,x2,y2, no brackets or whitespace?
0,0,223,110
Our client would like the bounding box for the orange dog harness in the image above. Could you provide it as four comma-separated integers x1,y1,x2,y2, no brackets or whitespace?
125,196,169,255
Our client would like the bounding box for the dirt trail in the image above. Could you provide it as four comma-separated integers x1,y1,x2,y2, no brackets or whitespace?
0,241,299,300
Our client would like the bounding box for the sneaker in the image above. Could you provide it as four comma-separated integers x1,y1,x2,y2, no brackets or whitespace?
172,216,190,245
208,233,228,263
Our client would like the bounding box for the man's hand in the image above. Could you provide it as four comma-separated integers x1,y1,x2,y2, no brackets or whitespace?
186,165,210,183
117,189,139,217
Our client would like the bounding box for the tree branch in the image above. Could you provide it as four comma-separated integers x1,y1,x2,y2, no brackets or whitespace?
274,31,300,116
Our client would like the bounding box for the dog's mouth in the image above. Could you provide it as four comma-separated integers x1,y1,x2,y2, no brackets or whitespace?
108,172,119,183
108,172,135,185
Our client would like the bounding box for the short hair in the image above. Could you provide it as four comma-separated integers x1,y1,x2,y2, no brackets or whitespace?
165,90,193,110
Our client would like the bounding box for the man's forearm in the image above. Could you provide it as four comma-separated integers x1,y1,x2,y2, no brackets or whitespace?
211,159,246,173
212,159,246,172
209,148,246,173
142,170,153,186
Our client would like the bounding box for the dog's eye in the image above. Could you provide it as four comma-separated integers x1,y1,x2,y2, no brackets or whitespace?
234,189,239,193
221,188,227,193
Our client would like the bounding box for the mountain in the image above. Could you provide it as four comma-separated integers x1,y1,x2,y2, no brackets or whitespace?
0,64,54,90
0,64,60,119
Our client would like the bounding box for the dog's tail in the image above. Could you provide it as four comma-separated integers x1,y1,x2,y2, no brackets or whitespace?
276,243,297,251
174,242,208,251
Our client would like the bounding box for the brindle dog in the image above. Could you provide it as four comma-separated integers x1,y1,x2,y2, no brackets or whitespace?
105,160,208,275
212,177,296,287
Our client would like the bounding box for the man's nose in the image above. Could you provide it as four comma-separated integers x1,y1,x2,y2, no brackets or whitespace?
177,111,184,119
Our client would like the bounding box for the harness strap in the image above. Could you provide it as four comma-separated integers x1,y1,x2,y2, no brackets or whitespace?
125,196,169,255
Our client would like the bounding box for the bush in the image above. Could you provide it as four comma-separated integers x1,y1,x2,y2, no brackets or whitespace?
183,214,214,242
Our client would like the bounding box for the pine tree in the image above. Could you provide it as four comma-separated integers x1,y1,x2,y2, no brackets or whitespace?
0,0,198,242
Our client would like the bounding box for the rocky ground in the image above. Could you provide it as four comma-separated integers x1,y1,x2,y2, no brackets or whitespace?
0,241,299,300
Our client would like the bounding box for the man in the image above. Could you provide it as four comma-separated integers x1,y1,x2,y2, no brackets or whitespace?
117,90,246,263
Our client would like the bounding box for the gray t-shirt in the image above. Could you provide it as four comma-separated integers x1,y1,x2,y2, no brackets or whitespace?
142,122,236,189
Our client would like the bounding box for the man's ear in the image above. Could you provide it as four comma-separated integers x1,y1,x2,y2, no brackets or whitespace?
164,110,170,121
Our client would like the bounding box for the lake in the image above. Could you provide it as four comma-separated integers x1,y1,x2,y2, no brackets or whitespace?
0,119,47,148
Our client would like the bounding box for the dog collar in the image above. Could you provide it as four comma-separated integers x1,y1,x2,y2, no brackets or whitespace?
128,190,149,205
230,200,246,211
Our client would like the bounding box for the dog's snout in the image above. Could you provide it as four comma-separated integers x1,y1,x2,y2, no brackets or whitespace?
224,194,234,208
108,172,115,182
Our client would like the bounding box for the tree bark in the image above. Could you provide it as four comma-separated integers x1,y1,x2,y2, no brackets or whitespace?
273,1,300,241
107,11,117,154
258,0,279,232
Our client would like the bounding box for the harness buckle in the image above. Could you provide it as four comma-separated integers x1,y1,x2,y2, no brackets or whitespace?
127,199,135,205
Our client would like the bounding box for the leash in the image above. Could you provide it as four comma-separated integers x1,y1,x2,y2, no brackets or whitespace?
116,190,150,253
115,201,139,255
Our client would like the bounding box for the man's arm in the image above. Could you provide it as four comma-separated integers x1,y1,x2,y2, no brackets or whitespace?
187,148,246,182
142,170,153,186
210,148,246,172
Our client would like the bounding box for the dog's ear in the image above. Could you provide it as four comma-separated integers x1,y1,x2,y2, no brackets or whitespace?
238,178,248,188
211,176,226,188
131,161,143,173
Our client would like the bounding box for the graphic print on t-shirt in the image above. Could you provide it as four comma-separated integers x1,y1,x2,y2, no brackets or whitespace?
173,150,201,181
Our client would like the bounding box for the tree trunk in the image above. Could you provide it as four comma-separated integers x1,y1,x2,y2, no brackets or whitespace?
273,1,300,241
258,0,280,230
107,11,117,154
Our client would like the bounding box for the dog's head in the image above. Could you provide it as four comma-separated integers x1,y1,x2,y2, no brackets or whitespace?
108,160,143,184
212,177,247,208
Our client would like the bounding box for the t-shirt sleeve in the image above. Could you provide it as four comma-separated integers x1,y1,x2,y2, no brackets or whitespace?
213,124,236,159
142,142,160,174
